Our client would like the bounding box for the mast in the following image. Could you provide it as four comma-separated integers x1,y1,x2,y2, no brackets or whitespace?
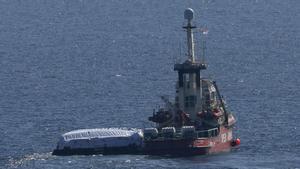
183,8,196,62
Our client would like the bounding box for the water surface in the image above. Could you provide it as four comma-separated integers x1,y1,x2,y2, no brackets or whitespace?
0,0,299,168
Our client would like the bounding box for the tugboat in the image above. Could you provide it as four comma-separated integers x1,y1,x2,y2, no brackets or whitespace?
52,8,239,156
143,8,240,156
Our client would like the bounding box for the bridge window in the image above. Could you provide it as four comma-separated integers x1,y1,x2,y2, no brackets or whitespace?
184,74,190,89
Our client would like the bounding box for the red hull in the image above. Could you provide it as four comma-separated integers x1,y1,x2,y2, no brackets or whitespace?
144,126,233,156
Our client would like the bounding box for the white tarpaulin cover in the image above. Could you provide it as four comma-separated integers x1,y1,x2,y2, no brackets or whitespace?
56,128,143,150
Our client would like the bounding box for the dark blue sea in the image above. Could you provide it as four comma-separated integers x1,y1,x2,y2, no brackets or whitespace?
0,0,299,168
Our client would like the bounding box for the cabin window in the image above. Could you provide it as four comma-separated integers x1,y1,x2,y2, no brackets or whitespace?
184,74,190,89
184,74,190,81
185,95,197,108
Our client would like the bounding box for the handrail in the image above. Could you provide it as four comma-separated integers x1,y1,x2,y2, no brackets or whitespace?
196,128,219,138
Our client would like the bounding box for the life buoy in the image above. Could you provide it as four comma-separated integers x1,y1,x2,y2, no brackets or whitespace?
231,138,241,147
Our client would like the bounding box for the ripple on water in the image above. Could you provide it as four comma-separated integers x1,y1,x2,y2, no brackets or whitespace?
8,152,52,168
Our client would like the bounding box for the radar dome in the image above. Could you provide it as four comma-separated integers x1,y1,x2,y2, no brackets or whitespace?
184,8,194,20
